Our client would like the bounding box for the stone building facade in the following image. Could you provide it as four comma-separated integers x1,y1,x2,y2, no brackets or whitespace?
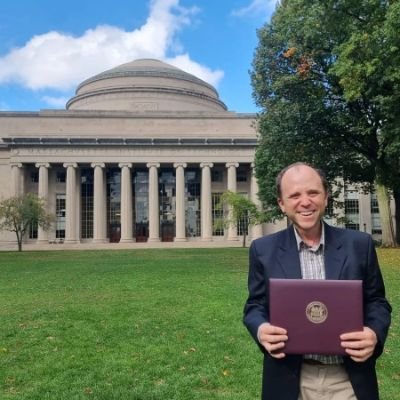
0,59,386,248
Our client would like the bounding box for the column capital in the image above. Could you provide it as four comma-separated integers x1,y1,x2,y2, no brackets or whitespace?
200,162,214,169
91,162,105,169
63,162,78,168
118,162,133,169
10,162,23,168
225,162,239,168
147,162,160,169
173,162,187,169
35,162,50,169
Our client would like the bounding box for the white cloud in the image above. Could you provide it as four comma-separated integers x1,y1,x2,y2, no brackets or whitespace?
231,0,279,18
0,0,222,96
167,54,224,87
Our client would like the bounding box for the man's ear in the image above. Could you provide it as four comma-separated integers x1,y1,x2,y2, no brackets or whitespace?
278,197,285,213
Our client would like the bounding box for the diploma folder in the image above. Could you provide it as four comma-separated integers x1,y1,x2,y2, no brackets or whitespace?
269,278,363,355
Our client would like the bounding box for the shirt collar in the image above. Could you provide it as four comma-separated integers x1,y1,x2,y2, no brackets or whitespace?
294,222,325,251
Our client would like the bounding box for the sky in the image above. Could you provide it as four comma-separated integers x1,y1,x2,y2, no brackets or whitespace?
0,0,279,114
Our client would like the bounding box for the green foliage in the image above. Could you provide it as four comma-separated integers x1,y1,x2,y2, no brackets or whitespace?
0,193,54,251
252,0,400,242
0,248,398,399
217,191,265,246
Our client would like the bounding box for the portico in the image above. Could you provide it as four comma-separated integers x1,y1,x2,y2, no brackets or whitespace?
7,157,262,244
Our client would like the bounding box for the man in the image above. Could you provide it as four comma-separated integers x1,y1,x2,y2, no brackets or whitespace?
243,162,391,400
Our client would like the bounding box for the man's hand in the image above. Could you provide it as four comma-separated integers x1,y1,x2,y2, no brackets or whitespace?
257,322,288,359
340,326,377,362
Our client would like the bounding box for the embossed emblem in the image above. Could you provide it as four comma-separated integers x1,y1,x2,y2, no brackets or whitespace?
306,301,328,324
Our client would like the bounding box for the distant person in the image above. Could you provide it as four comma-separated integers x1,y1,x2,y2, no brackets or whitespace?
243,162,391,400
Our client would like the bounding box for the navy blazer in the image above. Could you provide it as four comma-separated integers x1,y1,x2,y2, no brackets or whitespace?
243,223,392,400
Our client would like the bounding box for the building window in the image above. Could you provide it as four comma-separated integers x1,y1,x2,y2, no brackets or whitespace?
55,193,66,239
159,169,176,242
370,193,382,235
370,194,379,214
237,192,249,236
31,171,39,183
344,190,359,230
211,169,223,182
237,168,248,182
56,171,66,183
185,169,201,237
107,168,121,242
134,171,149,242
29,221,38,239
212,193,224,236
81,169,94,239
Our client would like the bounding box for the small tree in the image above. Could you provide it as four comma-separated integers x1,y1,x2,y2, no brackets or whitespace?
217,191,265,247
0,193,54,251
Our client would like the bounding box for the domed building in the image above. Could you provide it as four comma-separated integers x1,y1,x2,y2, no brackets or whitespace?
0,59,386,248
0,59,272,248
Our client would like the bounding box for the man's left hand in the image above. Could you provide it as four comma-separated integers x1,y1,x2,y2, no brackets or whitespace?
340,327,377,362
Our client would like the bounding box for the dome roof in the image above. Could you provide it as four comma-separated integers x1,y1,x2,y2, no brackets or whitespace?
66,59,227,112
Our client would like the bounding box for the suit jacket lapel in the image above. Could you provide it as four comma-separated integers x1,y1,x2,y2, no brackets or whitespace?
276,225,302,279
324,223,347,279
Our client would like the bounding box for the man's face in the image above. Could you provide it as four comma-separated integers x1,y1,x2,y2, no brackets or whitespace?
278,165,328,237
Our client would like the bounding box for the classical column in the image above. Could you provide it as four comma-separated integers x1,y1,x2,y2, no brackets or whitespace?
147,163,160,242
63,163,79,243
10,163,24,196
119,163,134,243
75,168,81,240
36,162,50,243
226,162,239,241
91,163,107,243
250,163,263,240
174,162,187,242
200,162,214,241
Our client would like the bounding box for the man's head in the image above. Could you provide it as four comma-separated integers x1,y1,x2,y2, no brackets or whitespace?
276,162,328,239
276,162,328,199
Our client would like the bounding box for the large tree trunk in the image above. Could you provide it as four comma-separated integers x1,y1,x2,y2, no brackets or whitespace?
375,182,396,247
393,187,400,246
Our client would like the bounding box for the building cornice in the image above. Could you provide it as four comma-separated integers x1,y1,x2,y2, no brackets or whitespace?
0,110,256,120
1,136,258,147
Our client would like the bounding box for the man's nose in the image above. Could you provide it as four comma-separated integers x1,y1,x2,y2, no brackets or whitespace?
299,195,312,206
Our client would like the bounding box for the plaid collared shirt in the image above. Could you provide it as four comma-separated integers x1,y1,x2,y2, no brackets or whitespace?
294,225,343,365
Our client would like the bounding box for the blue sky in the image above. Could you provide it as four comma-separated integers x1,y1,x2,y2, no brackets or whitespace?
0,0,278,113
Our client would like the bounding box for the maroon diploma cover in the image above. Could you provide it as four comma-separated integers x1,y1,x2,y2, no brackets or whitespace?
269,279,363,355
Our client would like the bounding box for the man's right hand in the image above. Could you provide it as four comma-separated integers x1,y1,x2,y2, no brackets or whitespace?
257,322,288,358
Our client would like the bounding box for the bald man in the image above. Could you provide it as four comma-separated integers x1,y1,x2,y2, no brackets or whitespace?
243,162,391,400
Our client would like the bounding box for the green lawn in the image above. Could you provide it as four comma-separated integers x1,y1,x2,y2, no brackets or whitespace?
0,248,398,400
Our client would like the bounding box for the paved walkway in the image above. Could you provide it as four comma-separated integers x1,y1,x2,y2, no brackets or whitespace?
0,239,246,252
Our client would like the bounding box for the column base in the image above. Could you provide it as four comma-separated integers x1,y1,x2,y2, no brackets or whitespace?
64,239,80,244
92,239,108,244
201,237,213,242
227,236,239,241
174,237,188,242
37,239,49,244
119,238,135,243
148,237,161,242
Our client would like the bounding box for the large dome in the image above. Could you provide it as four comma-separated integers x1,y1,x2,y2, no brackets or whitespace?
66,59,227,112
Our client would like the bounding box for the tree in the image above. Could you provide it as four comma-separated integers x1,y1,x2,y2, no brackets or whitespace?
216,191,265,247
252,0,400,246
0,193,54,251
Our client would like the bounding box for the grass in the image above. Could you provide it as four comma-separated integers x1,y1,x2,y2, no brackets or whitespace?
0,248,398,399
